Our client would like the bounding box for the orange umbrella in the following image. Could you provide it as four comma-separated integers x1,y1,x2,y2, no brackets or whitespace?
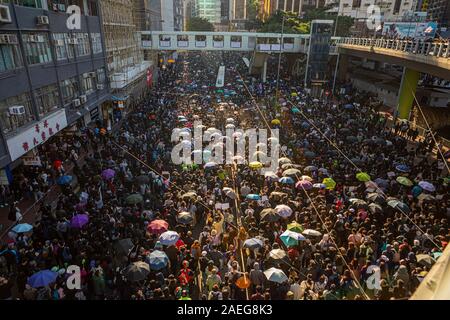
235,275,251,289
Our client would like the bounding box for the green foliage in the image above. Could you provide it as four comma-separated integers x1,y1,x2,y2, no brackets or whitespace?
186,17,214,32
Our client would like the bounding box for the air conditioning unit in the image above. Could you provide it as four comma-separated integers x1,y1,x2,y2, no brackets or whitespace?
9,105,25,115
37,16,49,25
80,95,87,104
72,99,81,107
96,84,104,90
0,34,17,44
0,4,12,24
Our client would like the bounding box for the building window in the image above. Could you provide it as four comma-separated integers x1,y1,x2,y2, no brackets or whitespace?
0,93,35,134
22,33,52,65
35,84,60,117
81,72,95,94
91,33,102,54
96,67,106,85
74,33,91,57
52,33,68,60
60,76,79,105
2,0,45,9
0,34,22,72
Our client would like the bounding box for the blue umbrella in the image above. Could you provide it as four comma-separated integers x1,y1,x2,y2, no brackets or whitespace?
279,177,294,184
395,164,411,173
12,223,33,234
291,107,300,114
344,104,354,110
57,175,72,185
301,121,310,129
412,185,423,198
246,194,261,200
243,238,264,250
28,270,58,288
146,250,169,270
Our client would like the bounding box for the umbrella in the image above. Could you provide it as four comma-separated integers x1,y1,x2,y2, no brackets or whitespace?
418,181,435,192
264,268,288,284
265,172,279,182
135,175,150,184
147,220,169,234
296,180,313,190
271,119,281,125
291,107,300,114
349,198,368,209
387,199,410,213
28,270,58,288
177,211,193,224
418,193,435,201
225,124,235,129
12,223,33,233
396,176,413,186
301,122,310,129
260,208,279,222
146,250,169,270
322,178,336,190
268,249,287,263
281,163,298,170
71,214,89,229
313,183,326,189
287,221,303,233
344,103,354,110
57,175,73,185
366,192,385,204
101,169,115,180
416,254,436,268
282,168,301,177
302,229,322,237
246,194,261,201
280,230,306,247
181,191,197,199
125,194,144,205
204,161,218,168
269,191,287,199
114,238,134,255
304,165,318,172
226,118,234,123
278,157,292,165
279,177,294,185
159,231,180,246
125,262,150,282
356,172,371,182
249,161,263,170
395,164,411,173
368,203,383,214
301,175,313,181
243,238,264,250
223,187,236,199
275,205,293,218
374,178,389,189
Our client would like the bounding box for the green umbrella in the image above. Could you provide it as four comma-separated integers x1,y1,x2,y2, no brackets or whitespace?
287,221,303,233
125,194,144,205
356,172,371,182
323,178,336,190
396,176,413,186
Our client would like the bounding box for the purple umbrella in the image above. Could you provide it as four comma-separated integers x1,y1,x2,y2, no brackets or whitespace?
296,180,313,190
101,168,116,180
71,214,89,229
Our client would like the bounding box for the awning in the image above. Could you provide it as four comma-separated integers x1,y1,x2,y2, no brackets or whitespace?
111,95,129,101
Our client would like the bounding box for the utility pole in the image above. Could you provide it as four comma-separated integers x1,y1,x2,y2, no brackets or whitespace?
276,15,285,99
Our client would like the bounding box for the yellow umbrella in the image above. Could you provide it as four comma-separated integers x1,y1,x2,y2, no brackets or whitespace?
356,172,371,182
271,119,281,125
301,175,313,181
291,92,298,97
249,161,263,170
322,178,336,190
287,221,303,233
396,176,413,186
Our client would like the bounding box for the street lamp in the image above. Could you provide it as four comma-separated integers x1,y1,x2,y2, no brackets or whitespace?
275,14,286,99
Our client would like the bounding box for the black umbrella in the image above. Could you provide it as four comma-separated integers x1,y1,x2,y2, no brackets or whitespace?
114,238,134,255
260,208,279,222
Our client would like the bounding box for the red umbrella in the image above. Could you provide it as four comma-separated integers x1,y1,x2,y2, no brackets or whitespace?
175,239,185,250
53,160,62,170
147,220,169,234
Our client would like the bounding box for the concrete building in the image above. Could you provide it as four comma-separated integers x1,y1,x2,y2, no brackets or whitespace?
0,0,108,169
427,0,450,26
161,0,184,31
192,0,222,24
99,0,150,131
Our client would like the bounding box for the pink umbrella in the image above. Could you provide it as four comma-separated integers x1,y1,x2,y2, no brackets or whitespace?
101,168,115,180
147,220,169,234
296,180,313,190
71,214,89,229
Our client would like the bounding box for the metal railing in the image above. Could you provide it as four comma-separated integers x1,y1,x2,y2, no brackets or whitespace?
337,37,450,59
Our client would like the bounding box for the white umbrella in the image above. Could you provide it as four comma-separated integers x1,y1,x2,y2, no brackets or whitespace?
264,267,288,284
204,161,218,168
278,157,291,164
226,118,234,123
159,231,180,246
302,229,322,237
225,124,235,129
275,204,293,218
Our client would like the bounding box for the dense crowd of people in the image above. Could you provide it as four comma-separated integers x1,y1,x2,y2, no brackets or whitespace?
0,51,448,301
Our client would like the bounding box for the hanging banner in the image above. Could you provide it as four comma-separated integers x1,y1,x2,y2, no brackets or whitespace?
147,68,153,88
6,109,68,162
22,150,42,166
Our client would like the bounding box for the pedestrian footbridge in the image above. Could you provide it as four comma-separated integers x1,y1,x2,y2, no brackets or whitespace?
140,31,340,55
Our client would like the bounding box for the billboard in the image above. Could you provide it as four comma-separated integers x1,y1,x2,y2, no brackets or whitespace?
382,22,438,39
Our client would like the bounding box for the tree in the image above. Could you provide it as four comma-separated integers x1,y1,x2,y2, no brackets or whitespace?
186,17,214,32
